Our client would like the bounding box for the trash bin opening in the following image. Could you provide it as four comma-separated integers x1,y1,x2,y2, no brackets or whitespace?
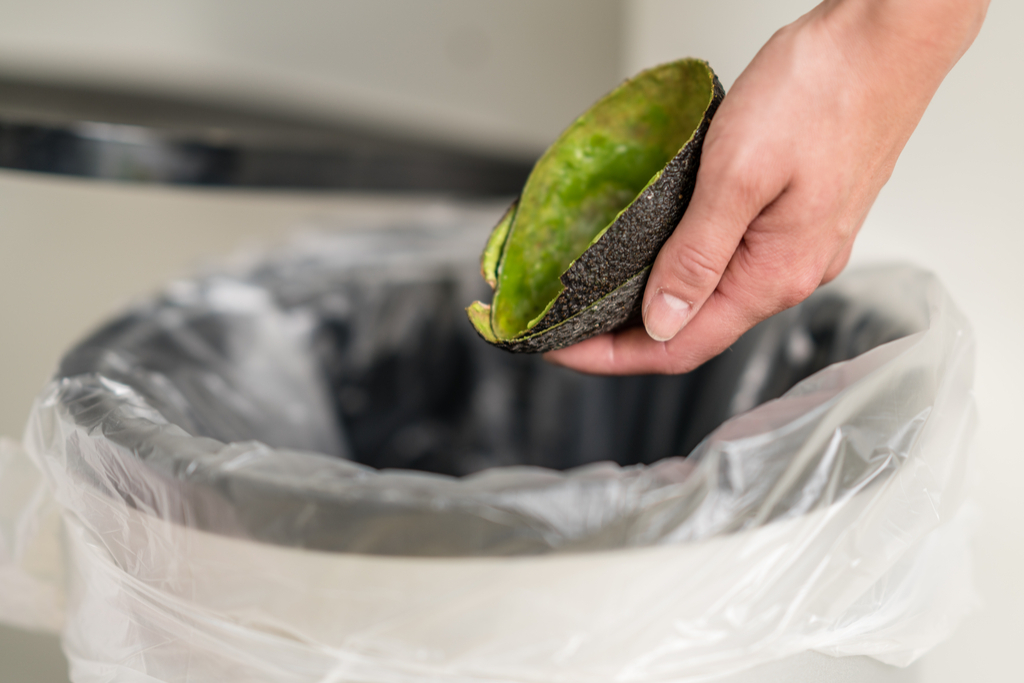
45,228,937,555
58,271,912,479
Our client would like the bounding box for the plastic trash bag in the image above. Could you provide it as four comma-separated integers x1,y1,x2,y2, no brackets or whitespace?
0,207,976,682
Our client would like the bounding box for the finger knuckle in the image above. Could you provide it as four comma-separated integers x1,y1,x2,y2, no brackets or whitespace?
822,253,851,284
702,149,764,206
728,166,765,207
779,270,821,308
663,241,724,294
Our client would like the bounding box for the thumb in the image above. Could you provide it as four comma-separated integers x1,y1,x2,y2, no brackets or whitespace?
642,156,785,342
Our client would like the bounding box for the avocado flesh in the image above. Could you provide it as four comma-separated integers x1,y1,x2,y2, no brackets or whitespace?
491,59,716,341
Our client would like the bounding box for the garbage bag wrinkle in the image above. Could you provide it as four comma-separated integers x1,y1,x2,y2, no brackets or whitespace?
0,215,975,682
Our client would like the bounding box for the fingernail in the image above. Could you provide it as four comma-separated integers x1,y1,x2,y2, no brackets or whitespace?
644,290,691,342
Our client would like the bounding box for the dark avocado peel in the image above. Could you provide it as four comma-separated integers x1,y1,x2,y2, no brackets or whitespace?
467,58,725,353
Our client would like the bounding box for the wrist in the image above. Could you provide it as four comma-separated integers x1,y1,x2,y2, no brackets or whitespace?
810,0,988,83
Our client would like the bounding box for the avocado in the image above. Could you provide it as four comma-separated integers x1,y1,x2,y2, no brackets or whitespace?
468,58,724,353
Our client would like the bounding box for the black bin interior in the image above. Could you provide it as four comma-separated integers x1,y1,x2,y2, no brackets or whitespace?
58,266,911,478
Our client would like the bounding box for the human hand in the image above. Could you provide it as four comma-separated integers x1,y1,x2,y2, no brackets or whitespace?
546,0,987,375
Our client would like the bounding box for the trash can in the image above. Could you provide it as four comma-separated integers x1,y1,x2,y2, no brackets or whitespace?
0,208,976,682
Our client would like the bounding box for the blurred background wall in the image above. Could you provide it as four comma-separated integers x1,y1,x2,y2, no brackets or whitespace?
1,1,1021,682
0,0,623,156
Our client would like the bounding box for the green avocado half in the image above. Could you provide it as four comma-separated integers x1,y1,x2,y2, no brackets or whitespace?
467,58,724,353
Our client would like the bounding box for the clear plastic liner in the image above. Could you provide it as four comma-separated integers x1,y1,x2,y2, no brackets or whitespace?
0,209,976,682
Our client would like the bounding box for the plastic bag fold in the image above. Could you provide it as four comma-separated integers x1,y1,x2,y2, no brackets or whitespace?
0,213,976,682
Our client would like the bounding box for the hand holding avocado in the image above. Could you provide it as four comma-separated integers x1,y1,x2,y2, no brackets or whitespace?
469,60,723,352
546,0,988,375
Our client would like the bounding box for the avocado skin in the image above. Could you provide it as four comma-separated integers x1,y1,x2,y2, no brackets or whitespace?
478,73,724,354
487,267,650,353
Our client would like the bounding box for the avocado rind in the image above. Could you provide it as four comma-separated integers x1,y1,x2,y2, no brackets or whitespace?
469,60,725,353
